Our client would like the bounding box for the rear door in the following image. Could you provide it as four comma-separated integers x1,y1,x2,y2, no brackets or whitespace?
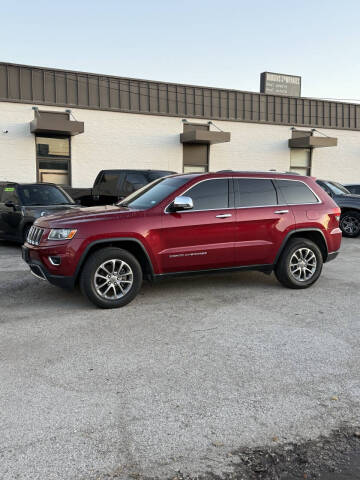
233,178,295,266
158,177,236,273
275,179,322,231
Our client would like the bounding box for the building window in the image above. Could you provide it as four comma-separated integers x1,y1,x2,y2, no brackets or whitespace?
36,136,71,186
183,123,209,173
290,148,311,176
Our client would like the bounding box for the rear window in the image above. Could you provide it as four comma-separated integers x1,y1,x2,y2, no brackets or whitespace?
276,180,319,204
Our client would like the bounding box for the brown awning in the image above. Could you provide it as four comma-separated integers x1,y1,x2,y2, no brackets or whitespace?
288,136,337,148
30,110,84,136
180,129,231,145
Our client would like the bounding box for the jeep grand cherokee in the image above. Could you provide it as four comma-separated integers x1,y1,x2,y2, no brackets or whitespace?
22,172,342,308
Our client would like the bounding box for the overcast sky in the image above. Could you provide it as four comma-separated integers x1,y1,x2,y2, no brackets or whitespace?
1,0,360,101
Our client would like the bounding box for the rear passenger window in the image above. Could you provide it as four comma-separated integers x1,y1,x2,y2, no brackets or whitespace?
235,179,277,207
277,180,318,204
97,174,120,195
123,173,148,194
186,179,229,210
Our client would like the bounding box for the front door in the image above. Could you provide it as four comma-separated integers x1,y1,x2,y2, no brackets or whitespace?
158,178,236,273
0,185,22,239
233,178,295,266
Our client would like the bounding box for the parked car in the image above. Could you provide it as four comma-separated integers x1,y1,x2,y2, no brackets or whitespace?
64,169,176,206
344,183,360,195
316,180,360,237
0,182,79,243
22,171,341,309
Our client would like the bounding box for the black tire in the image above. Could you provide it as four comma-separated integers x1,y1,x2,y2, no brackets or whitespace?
275,238,323,289
23,224,32,244
340,210,360,238
79,247,143,308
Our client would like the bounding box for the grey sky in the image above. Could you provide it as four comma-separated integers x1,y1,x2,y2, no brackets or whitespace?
1,0,359,100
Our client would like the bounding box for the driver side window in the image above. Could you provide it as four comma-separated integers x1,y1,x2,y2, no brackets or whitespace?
1,185,19,204
184,179,229,211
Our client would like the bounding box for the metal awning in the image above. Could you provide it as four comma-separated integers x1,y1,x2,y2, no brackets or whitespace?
288,136,337,148
180,129,231,145
30,110,84,136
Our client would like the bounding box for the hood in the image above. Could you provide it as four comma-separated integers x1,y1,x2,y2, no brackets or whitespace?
334,193,360,201
34,204,141,228
24,204,78,217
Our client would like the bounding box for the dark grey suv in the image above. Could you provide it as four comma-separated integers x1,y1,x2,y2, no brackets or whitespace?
0,182,79,243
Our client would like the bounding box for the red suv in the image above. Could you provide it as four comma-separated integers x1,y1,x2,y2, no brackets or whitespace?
22,172,342,308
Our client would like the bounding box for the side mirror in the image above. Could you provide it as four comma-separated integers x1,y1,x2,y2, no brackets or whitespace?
171,196,193,211
5,200,16,209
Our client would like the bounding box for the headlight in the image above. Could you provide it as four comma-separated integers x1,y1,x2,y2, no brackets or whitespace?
48,228,77,241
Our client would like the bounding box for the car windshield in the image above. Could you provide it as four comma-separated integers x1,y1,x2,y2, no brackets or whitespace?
18,184,74,206
118,176,191,210
324,181,350,195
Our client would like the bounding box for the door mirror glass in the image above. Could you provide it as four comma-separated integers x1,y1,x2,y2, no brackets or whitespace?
172,196,193,211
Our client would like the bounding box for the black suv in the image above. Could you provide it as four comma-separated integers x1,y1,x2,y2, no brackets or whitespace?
65,169,176,206
344,183,360,195
0,182,78,243
316,180,360,237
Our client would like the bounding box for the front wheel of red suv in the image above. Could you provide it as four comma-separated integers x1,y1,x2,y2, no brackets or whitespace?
80,247,143,308
275,238,323,289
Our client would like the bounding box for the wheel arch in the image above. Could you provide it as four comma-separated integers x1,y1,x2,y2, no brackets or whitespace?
275,229,328,264
74,238,154,283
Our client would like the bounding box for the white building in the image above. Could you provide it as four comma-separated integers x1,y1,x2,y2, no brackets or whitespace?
1,62,360,187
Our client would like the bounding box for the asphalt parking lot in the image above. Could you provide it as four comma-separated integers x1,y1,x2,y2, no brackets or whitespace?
1,238,360,480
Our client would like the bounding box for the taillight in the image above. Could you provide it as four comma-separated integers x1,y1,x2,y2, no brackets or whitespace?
330,207,341,226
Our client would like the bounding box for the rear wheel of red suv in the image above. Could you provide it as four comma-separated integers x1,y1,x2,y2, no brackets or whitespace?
80,247,143,308
275,238,323,289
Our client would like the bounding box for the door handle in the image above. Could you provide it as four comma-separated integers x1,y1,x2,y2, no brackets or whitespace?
274,210,289,214
216,213,232,218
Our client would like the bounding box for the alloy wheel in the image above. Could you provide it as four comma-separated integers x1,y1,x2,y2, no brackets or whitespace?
94,259,133,300
289,247,317,282
341,215,360,235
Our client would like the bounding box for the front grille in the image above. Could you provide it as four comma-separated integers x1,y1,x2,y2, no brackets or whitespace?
27,226,44,246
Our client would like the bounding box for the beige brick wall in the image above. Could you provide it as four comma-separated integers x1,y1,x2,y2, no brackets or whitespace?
0,101,359,186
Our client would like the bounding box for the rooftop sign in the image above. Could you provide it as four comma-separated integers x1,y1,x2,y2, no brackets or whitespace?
260,72,301,97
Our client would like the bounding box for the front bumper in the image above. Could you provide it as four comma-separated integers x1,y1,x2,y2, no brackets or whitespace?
22,245,75,289
326,250,340,263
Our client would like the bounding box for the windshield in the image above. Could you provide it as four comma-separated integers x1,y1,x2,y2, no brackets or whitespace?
18,184,74,206
325,181,350,195
118,176,191,210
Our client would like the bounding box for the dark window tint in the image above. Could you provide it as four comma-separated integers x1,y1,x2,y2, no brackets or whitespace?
1,185,19,204
17,185,73,206
123,173,148,195
185,179,229,210
38,159,69,170
277,180,318,204
97,174,120,195
349,186,360,195
0,185,3,200
235,179,277,207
